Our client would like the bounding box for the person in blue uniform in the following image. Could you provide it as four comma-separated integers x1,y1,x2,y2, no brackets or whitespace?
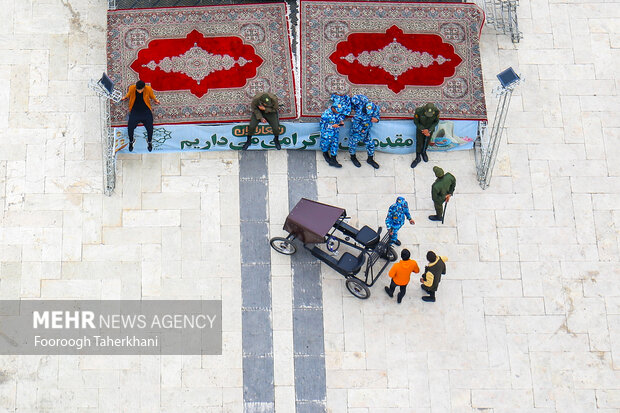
320,95,350,168
385,196,415,246
349,94,380,169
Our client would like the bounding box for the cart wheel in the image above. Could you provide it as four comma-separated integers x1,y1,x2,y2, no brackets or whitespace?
386,247,398,262
345,277,370,299
269,237,297,255
326,236,340,252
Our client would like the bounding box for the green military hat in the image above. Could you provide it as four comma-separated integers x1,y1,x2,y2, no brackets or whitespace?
259,94,271,104
424,103,438,117
433,166,444,178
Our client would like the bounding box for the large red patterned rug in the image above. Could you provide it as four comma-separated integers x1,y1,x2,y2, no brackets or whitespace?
300,1,486,120
108,4,297,126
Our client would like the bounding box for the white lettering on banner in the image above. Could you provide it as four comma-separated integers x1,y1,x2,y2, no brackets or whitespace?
34,335,92,350
33,311,96,329
94,335,159,347
99,314,147,329
150,314,217,329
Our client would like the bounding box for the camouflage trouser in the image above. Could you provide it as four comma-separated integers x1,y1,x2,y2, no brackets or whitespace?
320,129,340,156
349,120,375,156
387,223,403,242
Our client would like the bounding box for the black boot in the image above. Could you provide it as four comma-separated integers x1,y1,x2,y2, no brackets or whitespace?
367,156,380,169
128,139,134,152
242,137,252,151
384,286,393,298
421,151,428,162
147,141,153,152
428,215,442,221
323,151,332,165
330,155,342,168
350,154,361,168
410,153,422,168
273,136,281,150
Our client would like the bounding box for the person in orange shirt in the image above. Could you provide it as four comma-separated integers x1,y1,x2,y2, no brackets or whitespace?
121,80,160,152
384,249,420,303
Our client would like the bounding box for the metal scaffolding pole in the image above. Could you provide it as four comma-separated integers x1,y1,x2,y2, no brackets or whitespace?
475,68,522,190
88,78,122,196
474,0,522,43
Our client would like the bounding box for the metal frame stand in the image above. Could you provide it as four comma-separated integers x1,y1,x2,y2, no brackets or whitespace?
474,0,522,43
474,75,522,190
88,79,122,196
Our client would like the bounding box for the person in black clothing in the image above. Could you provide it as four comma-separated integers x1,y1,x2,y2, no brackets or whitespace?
420,250,447,302
121,80,160,152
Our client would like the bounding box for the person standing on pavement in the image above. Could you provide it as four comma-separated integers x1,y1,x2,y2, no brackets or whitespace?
420,251,447,302
348,94,380,169
411,103,440,168
385,249,419,304
385,196,415,246
121,80,160,152
319,95,350,168
242,92,282,150
429,166,456,222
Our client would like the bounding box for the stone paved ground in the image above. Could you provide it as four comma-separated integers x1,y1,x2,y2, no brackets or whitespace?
0,0,619,412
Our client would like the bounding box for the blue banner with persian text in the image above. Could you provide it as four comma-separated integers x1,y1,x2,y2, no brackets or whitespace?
113,120,478,154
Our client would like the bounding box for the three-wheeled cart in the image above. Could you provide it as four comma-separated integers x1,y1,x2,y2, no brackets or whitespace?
269,198,397,299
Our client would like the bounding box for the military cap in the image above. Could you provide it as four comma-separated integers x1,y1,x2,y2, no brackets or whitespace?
424,103,438,116
433,166,444,178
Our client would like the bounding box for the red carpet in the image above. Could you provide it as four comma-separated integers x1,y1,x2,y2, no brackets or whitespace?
107,4,297,126
300,1,487,120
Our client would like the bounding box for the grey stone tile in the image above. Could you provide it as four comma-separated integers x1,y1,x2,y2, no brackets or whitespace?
239,150,268,179
287,150,317,180
293,308,325,356
239,179,268,222
288,179,318,208
243,355,275,403
296,400,327,413
292,262,323,308
240,221,271,264
242,309,273,357
294,355,327,402
241,264,272,310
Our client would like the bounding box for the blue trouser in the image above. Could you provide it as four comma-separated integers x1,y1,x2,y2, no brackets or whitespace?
388,223,403,242
349,120,375,156
320,129,340,156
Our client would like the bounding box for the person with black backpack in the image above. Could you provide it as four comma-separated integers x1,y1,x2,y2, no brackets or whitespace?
420,251,447,302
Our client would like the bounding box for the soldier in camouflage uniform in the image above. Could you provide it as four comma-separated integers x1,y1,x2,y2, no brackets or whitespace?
320,95,350,168
349,94,380,169
411,103,440,168
385,196,415,246
242,92,281,150
429,166,456,222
